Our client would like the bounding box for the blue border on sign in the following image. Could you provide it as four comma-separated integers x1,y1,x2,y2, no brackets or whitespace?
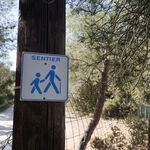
20,51,69,102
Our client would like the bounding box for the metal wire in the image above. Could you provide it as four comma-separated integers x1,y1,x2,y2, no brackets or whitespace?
0,103,148,150
65,100,131,150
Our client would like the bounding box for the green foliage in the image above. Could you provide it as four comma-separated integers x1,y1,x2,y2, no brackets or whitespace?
68,0,150,84
0,0,16,59
67,1,150,149
102,90,137,119
71,78,98,115
127,116,148,150
91,117,148,149
68,0,150,117
91,126,127,150
0,0,16,106
71,70,138,118
0,63,15,104
0,103,10,112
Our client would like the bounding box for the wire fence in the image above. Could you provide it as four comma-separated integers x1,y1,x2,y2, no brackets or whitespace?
65,101,129,150
0,103,149,150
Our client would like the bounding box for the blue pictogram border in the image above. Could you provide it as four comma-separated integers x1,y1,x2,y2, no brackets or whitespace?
20,51,69,102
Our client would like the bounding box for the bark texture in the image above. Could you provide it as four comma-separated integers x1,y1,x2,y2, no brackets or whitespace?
12,0,65,150
78,60,109,150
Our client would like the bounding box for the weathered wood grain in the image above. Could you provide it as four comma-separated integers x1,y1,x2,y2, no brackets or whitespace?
13,0,65,149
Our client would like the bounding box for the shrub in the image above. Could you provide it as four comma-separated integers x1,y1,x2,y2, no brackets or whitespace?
71,78,98,116
102,91,137,119
0,64,15,105
71,76,137,118
91,126,127,150
91,117,148,150
102,99,132,119
127,116,148,150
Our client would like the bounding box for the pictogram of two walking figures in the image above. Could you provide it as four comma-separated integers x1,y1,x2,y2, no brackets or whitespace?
30,65,61,95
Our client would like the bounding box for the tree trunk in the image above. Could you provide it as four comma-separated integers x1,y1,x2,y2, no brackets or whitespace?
78,59,109,150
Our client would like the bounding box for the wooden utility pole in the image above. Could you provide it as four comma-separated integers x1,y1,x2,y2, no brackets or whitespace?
13,0,65,150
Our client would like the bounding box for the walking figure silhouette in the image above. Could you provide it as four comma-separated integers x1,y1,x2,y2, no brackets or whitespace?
30,73,42,94
41,65,61,94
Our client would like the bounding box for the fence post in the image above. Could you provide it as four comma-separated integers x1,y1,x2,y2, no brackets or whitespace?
12,0,65,149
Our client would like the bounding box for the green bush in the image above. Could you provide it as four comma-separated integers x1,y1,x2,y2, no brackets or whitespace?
72,77,137,118
102,100,120,119
91,117,148,150
102,100,132,119
91,126,127,150
0,95,5,104
0,103,10,112
0,64,15,105
127,116,148,150
102,91,137,119
71,78,98,116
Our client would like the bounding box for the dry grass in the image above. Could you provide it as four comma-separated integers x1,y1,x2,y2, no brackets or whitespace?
65,107,130,150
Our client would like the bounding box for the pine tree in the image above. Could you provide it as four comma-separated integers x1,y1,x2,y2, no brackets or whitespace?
68,0,150,149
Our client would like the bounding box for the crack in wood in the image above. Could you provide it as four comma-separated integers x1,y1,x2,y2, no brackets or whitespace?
43,0,55,4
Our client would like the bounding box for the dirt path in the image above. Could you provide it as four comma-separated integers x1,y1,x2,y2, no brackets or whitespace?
0,106,13,150
0,106,129,150
65,108,129,150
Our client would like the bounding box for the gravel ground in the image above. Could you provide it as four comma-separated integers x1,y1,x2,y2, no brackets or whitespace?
65,108,129,150
0,106,13,150
0,106,129,150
